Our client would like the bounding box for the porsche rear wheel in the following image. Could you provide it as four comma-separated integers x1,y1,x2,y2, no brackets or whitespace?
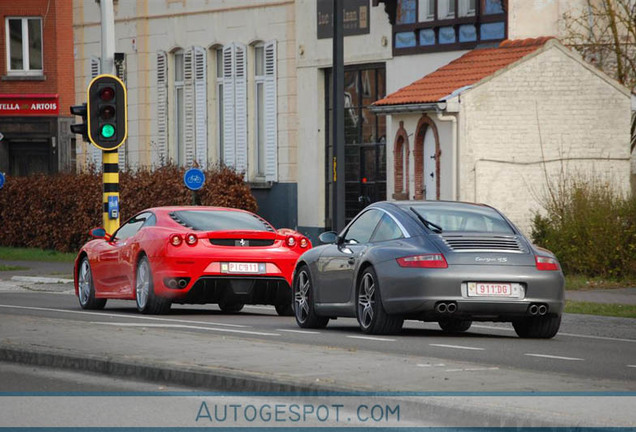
513,315,561,339
438,319,472,333
77,257,107,310
218,302,244,313
293,265,329,328
357,267,403,335
135,256,171,315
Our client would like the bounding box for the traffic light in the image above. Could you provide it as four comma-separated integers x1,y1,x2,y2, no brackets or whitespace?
69,103,89,142
87,74,127,150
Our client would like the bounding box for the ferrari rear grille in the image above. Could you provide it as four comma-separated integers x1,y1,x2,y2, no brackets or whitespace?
209,239,275,247
442,236,524,253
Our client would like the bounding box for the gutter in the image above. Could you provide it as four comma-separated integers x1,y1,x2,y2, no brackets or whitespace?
370,102,445,114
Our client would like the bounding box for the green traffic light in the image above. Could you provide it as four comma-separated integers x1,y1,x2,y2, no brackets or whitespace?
101,124,115,138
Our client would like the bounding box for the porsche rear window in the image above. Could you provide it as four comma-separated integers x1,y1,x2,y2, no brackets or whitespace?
408,204,514,234
170,210,274,232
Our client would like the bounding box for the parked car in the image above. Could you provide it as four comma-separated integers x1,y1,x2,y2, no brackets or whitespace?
292,201,564,338
74,206,311,315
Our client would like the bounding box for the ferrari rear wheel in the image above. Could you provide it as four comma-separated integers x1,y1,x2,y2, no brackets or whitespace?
77,257,107,310
438,319,472,333
357,267,403,335
275,303,294,316
513,314,561,339
293,265,329,328
218,302,244,313
135,256,171,315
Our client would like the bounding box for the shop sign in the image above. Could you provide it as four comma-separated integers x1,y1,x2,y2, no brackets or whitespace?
317,0,370,39
0,94,59,116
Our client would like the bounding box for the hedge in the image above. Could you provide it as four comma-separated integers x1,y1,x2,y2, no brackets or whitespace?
0,164,257,253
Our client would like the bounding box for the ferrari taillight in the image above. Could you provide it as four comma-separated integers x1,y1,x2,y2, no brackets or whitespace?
300,237,309,248
185,233,198,245
170,234,182,247
535,255,560,271
397,254,448,268
286,236,296,247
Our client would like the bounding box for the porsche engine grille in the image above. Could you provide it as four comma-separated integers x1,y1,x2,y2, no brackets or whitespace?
209,239,275,247
442,236,524,253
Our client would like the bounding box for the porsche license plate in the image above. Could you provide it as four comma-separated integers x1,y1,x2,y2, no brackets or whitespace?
224,262,262,274
467,282,513,297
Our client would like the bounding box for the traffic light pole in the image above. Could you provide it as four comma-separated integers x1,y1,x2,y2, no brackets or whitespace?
100,0,119,233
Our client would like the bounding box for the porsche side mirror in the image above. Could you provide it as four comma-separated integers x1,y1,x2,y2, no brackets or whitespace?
89,227,111,241
318,231,338,244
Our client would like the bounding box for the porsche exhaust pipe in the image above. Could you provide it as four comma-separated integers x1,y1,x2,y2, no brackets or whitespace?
538,304,548,316
435,303,448,313
446,302,457,313
528,304,539,315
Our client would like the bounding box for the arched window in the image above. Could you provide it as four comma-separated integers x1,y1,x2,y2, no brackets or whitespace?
392,121,409,200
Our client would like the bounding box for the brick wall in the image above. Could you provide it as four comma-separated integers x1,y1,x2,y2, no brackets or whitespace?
0,0,75,114
460,43,632,234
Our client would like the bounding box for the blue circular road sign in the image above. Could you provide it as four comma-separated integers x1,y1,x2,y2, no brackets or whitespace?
0,172,5,190
184,168,205,191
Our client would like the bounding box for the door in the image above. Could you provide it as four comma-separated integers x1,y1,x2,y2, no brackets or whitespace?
422,126,437,200
316,209,383,304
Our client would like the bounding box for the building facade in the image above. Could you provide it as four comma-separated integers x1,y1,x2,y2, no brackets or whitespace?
0,0,75,177
72,0,298,228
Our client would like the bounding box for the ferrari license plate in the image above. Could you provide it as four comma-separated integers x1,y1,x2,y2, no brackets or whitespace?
224,262,262,274
467,282,513,297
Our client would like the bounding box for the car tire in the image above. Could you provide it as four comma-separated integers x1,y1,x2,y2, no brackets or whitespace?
293,265,329,328
135,256,171,315
275,303,294,316
357,267,403,335
438,319,472,333
77,257,107,310
218,302,245,313
512,314,561,339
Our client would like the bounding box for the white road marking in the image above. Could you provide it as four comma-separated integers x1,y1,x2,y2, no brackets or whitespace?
276,329,321,335
243,305,275,311
445,367,499,372
416,363,446,367
429,344,484,351
525,353,584,361
627,365,636,368
472,324,636,344
347,335,396,342
0,304,248,328
91,322,280,336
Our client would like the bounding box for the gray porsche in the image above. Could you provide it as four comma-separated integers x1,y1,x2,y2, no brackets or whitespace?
292,201,564,338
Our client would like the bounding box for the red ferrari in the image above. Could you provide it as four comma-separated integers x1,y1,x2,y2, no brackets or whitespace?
74,206,311,315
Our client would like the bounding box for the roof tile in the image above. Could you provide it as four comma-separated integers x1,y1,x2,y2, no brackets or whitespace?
374,37,554,106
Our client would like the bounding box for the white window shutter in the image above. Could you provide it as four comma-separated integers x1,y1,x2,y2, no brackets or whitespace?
234,43,248,177
264,40,278,182
89,57,102,168
222,44,236,167
183,48,196,167
156,51,168,165
193,46,208,169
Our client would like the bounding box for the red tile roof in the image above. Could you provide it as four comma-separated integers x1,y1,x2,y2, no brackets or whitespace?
374,37,554,106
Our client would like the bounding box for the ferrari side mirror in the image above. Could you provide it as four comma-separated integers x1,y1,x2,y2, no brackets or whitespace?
89,227,110,241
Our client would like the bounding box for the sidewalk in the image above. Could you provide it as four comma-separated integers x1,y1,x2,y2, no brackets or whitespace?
2,259,635,305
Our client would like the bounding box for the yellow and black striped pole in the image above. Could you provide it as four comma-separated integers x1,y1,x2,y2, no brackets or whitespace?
103,150,120,234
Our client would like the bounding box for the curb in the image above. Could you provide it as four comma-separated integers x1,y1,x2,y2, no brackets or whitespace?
10,276,73,284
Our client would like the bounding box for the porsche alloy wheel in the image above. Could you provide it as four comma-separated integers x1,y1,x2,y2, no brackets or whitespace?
77,257,106,310
356,267,403,335
293,266,328,328
135,256,171,314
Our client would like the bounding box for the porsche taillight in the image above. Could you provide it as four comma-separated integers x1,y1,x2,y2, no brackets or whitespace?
169,234,182,247
535,255,560,271
185,233,198,246
397,254,448,268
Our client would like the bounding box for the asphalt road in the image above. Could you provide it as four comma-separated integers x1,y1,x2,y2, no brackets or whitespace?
1,291,634,386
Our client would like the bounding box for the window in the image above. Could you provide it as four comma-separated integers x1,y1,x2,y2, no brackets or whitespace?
253,42,277,181
393,0,506,54
5,17,42,75
171,210,274,232
113,212,153,241
371,214,404,242
173,50,185,165
156,51,169,164
344,210,383,244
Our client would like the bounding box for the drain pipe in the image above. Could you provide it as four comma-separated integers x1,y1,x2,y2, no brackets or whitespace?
435,105,458,201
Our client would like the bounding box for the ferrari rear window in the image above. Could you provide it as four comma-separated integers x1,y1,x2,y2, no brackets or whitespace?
170,210,274,232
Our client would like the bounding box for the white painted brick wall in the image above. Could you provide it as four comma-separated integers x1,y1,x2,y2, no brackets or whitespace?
460,45,631,235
